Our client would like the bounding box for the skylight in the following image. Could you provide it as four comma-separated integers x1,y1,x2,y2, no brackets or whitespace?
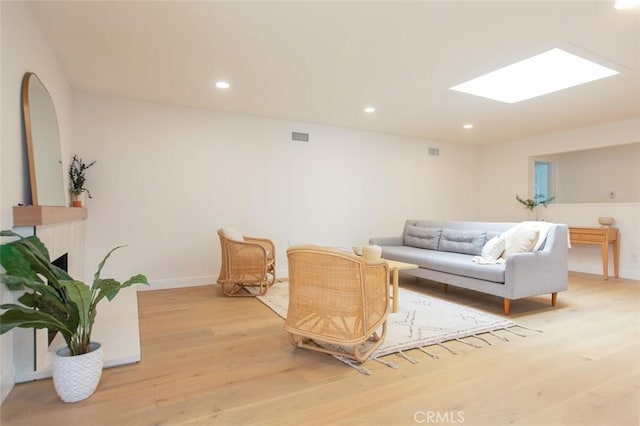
615,0,640,9
450,48,619,104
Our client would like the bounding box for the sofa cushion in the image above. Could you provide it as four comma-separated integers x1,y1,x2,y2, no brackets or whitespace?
486,231,501,240
438,229,487,256
404,226,442,250
380,245,505,283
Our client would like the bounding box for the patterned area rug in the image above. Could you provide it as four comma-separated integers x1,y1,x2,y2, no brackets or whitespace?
257,281,539,373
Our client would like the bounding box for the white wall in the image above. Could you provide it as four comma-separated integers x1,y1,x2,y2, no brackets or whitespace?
0,1,74,403
479,118,640,279
72,92,482,289
554,143,640,203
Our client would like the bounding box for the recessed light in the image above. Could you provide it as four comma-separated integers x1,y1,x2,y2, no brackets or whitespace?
364,106,376,113
615,0,640,9
463,124,474,129
215,81,230,89
450,48,619,104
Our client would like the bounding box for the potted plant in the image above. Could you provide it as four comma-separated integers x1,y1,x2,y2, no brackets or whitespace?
0,230,149,402
515,193,555,220
68,155,96,207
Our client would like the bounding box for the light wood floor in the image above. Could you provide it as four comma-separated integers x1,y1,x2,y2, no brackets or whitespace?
1,272,638,425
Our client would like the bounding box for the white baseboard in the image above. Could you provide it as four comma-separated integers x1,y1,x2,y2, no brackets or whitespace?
140,275,218,291
569,266,640,280
142,269,289,291
620,269,640,280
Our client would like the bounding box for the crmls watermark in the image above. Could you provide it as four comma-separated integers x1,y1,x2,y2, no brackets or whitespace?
413,410,465,424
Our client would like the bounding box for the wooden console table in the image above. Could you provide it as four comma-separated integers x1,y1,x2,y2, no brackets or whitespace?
568,227,620,280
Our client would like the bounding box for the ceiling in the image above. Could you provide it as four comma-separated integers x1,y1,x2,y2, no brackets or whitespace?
26,1,640,144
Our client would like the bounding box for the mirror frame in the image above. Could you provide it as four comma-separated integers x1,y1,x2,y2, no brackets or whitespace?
22,73,38,205
21,72,66,206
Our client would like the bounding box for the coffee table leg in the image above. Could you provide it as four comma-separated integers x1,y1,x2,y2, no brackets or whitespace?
392,268,399,313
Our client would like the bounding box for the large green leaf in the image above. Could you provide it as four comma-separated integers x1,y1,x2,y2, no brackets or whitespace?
92,278,121,305
50,263,73,281
92,245,126,285
11,244,61,289
7,235,63,284
59,280,92,330
0,305,74,345
0,230,21,238
93,273,150,305
8,277,64,302
17,292,77,333
12,276,79,336
0,274,41,291
14,235,50,264
121,274,150,289
0,245,41,284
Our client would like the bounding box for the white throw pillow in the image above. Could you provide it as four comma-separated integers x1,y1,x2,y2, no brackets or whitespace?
502,226,539,259
518,221,554,251
481,236,506,262
221,227,244,242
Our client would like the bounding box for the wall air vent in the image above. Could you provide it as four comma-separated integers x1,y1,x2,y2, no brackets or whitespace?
428,147,440,156
292,131,309,142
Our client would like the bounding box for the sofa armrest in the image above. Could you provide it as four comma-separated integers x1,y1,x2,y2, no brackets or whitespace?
504,225,568,299
369,236,403,246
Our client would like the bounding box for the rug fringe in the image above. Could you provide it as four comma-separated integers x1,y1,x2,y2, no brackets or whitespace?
455,338,482,349
503,327,527,338
436,342,458,355
472,334,493,346
418,346,440,359
489,330,509,342
513,324,544,333
397,350,419,364
372,358,399,369
333,355,372,375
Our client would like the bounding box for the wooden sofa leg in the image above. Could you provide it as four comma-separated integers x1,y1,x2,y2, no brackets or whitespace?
551,292,558,307
503,299,511,315
444,284,449,293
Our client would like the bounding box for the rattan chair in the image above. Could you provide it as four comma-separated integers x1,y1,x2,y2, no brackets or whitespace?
217,228,276,297
284,246,390,363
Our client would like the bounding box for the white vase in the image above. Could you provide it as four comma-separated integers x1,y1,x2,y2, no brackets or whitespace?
53,342,103,403
534,205,544,221
527,206,544,221
362,244,382,261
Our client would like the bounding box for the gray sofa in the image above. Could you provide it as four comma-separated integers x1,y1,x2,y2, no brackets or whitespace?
370,220,569,314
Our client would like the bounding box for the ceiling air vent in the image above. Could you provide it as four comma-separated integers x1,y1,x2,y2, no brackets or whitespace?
428,147,440,156
292,131,309,142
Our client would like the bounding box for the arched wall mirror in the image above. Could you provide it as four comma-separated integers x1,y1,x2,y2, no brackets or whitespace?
22,72,66,206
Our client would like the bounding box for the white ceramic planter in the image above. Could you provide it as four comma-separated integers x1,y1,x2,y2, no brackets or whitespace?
53,342,104,403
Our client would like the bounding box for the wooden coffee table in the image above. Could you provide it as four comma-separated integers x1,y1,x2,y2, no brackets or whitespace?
383,259,419,313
